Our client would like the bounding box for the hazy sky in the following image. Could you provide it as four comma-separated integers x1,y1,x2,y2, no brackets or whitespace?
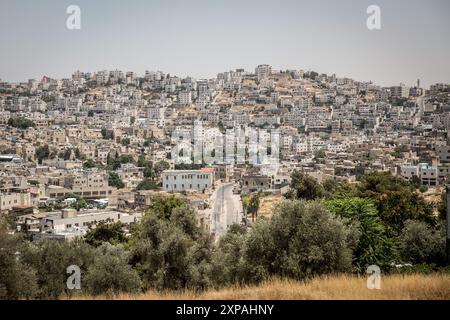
1,0,449,87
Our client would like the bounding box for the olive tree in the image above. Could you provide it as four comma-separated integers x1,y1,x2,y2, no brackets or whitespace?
84,243,141,296
397,220,446,265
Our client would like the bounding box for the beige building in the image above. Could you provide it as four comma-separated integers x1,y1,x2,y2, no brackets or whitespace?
0,188,31,212
45,170,117,204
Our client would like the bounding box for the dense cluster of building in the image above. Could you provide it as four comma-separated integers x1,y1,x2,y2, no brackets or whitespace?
1,65,449,239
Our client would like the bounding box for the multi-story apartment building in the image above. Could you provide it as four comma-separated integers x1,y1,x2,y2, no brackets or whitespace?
390,84,410,98
178,91,192,105
436,145,450,163
162,169,214,192
400,163,439,186
255,64,272,81
0,187,31,212
45,170,117,203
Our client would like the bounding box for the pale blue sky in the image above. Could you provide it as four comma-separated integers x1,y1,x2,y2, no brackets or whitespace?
0,0,449,87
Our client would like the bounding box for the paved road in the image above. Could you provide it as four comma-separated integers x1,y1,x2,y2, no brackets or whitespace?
210,182,242,239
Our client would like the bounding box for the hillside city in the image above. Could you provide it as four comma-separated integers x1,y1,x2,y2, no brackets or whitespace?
0,65,449,240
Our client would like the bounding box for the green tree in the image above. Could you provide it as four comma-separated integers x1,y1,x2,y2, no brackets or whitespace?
83,159,103,169
101,128,114,140
397,220,446,265
391,145,409,158
20,239,94,299
129,198,213,291
74,148,84,160
0,222,38,299
71,198,87,211
121,138,131,146
62,148,72,160
248,192,261,222
211,224,248,287
143,165,155,179
285,170,324,200
326,197,395,271
137,155,155,178
314,149,326,160
323,178,340,194
241,193,250,217
411,175,421,189
153,160,170,177
36,145,50,164
63,193,87,211
84,244,141,296
136,178,159,191
242,200,359,283
107,154,134,170
437,189,447,220
358,171,435,235
85,221,126,247
7,117,36,129
108,172,125,189
137,155,147,167
146,195,187,221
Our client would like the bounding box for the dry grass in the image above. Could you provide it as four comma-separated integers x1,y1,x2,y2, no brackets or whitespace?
70,274,450,300
258,195,282,219
422,186,443,204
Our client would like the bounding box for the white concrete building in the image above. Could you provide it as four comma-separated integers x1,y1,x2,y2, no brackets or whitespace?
255,64,272,81
162,169,215,192
178,91,192,105
400,163,439,186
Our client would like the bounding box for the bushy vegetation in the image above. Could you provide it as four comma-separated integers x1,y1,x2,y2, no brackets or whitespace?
397,220,446,265
234,200,358,282
136,178,159,190
129,196,213,291
285,170,324,200
326,197,395,271
108,171,124,189
85,221,126,247
83,244,141,296
7,117,36,129
36,145,50,164
0,171,447,299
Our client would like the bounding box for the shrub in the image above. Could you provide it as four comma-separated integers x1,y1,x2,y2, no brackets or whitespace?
84,244,141,296
20,239,95,299
129,197,213,291
0,224,38,299
211,224,249,286
397,220,446,265
85,221,126,247
285,170,324,200
241,200,359,282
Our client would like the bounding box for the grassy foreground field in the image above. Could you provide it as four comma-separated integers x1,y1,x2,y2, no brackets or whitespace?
72,274,450,300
